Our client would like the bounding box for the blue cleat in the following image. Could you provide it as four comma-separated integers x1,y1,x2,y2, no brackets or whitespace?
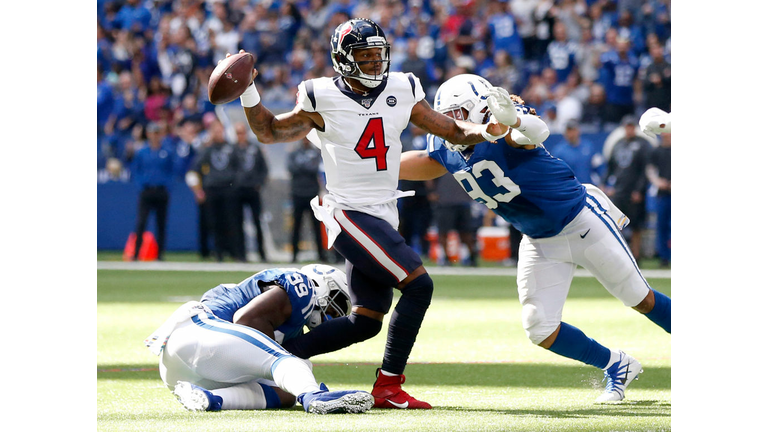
596,351,643,403
172,381,223,412
298,383,374,414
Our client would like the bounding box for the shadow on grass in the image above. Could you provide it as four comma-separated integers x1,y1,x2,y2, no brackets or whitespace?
98,362,670,391
430,400,671,418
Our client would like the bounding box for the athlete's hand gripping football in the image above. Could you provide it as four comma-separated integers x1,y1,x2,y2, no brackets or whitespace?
219,50,262,107
222,50,259,83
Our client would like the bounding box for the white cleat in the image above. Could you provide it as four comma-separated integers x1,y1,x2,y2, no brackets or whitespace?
596,351,643,403
172,381,222,412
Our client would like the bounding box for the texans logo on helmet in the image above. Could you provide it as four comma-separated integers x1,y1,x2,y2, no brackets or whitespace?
336,22,354,46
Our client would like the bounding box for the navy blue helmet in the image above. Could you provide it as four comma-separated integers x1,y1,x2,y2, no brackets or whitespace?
330,18,391,88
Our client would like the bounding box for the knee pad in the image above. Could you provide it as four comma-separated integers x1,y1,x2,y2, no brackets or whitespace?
399,273,434,310
521,302,558,345
349,313,383,342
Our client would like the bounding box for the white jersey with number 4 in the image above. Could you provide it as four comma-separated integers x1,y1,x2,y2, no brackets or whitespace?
297,72,425,209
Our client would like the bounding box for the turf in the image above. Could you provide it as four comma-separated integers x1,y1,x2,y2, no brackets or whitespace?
97,269,671,431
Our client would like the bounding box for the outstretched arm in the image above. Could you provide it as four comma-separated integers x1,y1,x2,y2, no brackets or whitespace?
243,102,321,144
230,54,322,144
400,150,448,181
409,100,510,145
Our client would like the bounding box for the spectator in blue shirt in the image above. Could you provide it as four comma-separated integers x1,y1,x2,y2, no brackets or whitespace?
547,120,605,186
97,65,115,165
471,43,496,79
598,36,640,124
545,21,579,84
113,0,153,33
486,0,524,61
172,118,200,180
130,122,175,261
615,9,646,58
105,71,146,161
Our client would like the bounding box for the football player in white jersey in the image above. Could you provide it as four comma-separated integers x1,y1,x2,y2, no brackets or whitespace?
145,265,374,414
227,18,525,409
399,74,671,403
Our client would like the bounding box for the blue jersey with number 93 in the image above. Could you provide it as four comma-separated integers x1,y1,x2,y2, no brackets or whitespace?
427,134,586,238
200,268,315,341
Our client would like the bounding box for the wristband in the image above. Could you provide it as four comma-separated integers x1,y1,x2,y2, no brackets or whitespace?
240,82,261,108
481,125,510,142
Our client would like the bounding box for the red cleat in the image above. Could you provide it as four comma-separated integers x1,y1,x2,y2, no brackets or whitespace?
371,368,432,409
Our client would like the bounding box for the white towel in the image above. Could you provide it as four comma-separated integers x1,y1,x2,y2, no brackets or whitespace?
583,183,630,230
310,195,341,249
144,301,212,356
310,191,415,248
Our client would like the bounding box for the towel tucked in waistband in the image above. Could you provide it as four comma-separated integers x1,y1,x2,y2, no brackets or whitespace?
144,301,212,356
583,183,630,230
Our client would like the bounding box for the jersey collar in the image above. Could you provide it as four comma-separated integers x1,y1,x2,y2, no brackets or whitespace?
334,75,388,110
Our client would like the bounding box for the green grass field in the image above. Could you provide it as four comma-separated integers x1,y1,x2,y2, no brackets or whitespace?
97,268,671,431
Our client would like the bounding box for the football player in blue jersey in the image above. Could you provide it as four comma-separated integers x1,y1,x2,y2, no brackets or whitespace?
144,264,374,414
399,74,672,403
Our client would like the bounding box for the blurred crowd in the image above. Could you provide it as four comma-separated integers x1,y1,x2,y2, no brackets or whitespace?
97,0,671,266
97,0,670,165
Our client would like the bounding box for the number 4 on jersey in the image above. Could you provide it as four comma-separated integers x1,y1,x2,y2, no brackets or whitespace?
355,117,389,171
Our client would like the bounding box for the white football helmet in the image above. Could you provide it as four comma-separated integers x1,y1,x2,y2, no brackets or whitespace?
433,74,494,152
299,264,352,329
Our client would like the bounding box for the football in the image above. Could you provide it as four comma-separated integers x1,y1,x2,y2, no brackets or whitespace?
208,52,255,105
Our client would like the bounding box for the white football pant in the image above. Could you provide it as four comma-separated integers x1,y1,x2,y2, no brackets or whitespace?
517,198,651,345
159,309,319,408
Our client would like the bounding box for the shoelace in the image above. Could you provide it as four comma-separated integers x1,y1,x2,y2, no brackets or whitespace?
602,360,629,391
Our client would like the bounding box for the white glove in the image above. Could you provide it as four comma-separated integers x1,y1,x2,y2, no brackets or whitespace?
484,87,518,127
639,108,671,137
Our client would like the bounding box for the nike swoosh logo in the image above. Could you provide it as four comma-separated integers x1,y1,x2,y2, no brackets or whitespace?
386,399,409,409
580,229,591,239
619,363,629,385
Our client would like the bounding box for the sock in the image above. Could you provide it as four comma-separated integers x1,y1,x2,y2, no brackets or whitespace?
548,322,612,369
380,369,399,377
259,384,283,409
213,381,277,410
644,289,671,333
382,273,433,375
281,313,381,358
271,356,321,397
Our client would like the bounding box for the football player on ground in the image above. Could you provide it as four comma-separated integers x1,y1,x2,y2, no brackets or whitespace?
226,18,526,410
145,264,374,414
399,74,672,403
